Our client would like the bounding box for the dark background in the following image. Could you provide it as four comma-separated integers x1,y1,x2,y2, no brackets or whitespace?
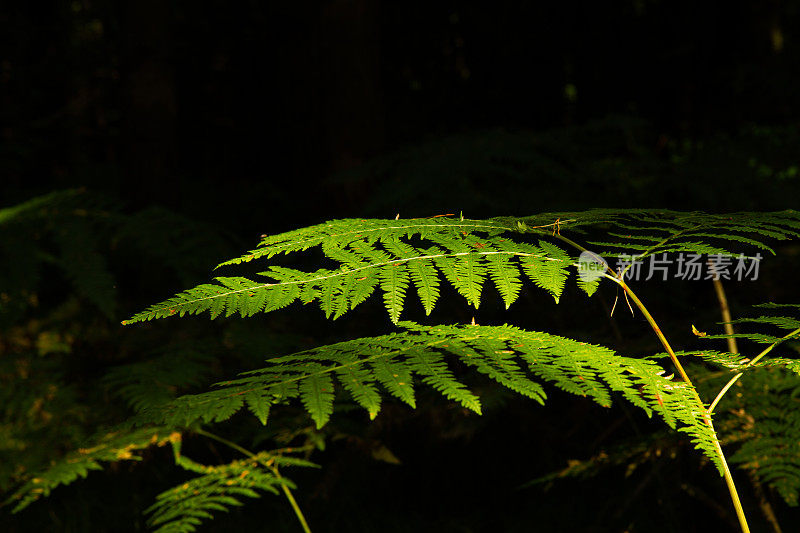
2,1,800,532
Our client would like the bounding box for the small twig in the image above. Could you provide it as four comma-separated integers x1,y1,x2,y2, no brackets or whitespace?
709,263,738,355
749,471,783,533
708,272,782,533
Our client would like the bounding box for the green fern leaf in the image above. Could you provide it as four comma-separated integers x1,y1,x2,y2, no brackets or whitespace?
407,248,442,315
141,322,720,472
406,348,482,413
379,261,411,323
517,242,570,304
370,358,416,408
335,358,382,419
486,252,523,309
244,390,272,425
299,369,335,429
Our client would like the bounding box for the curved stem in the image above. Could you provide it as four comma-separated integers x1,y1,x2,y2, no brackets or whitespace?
613,276,693,384
610,277,750,533
708,375,744,415
194,428,312,533
711,424,750,533
554,231,751,533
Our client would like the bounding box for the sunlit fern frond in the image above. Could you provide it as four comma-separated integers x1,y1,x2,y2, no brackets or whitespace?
123,210,800,325
123,218,577,324
134,322,722,473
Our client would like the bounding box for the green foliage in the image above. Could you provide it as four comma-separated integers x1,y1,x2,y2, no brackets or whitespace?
725,369,800,506
0,190,238,529
113,208,800,530
147,438,316,533
102,343,217,412
0,189,118,321
9,201,800,532
5,427,178,512
700,305,800,505
135,321,721,471
123,210,800,325
569,304,800,508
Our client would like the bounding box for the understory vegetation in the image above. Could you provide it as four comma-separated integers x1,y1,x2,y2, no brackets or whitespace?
2,188,800,532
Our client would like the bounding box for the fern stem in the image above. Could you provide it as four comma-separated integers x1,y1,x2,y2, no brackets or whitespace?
707,377,742,416
558,233,752,531
194,428,313,533
555,230,751,531
609,278,750,533
612,278,694,385
711,426,751,533
277,474,312,533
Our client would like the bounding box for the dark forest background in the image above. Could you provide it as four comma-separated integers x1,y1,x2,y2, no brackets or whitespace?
2,1,800,532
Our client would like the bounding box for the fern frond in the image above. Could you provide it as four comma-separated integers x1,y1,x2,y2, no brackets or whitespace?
699,304,800,352
721,369,800,506
6,427,178,512
146,449,314,533
103,344,215,412
519,241,571,303
124,210,800,325
486,253,523,309
683,303,800,500
137,323,720,471
124,234,572,325
298,369,336,429
576,209,800,260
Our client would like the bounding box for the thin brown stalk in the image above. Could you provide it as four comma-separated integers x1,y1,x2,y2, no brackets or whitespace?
709,272,782,533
